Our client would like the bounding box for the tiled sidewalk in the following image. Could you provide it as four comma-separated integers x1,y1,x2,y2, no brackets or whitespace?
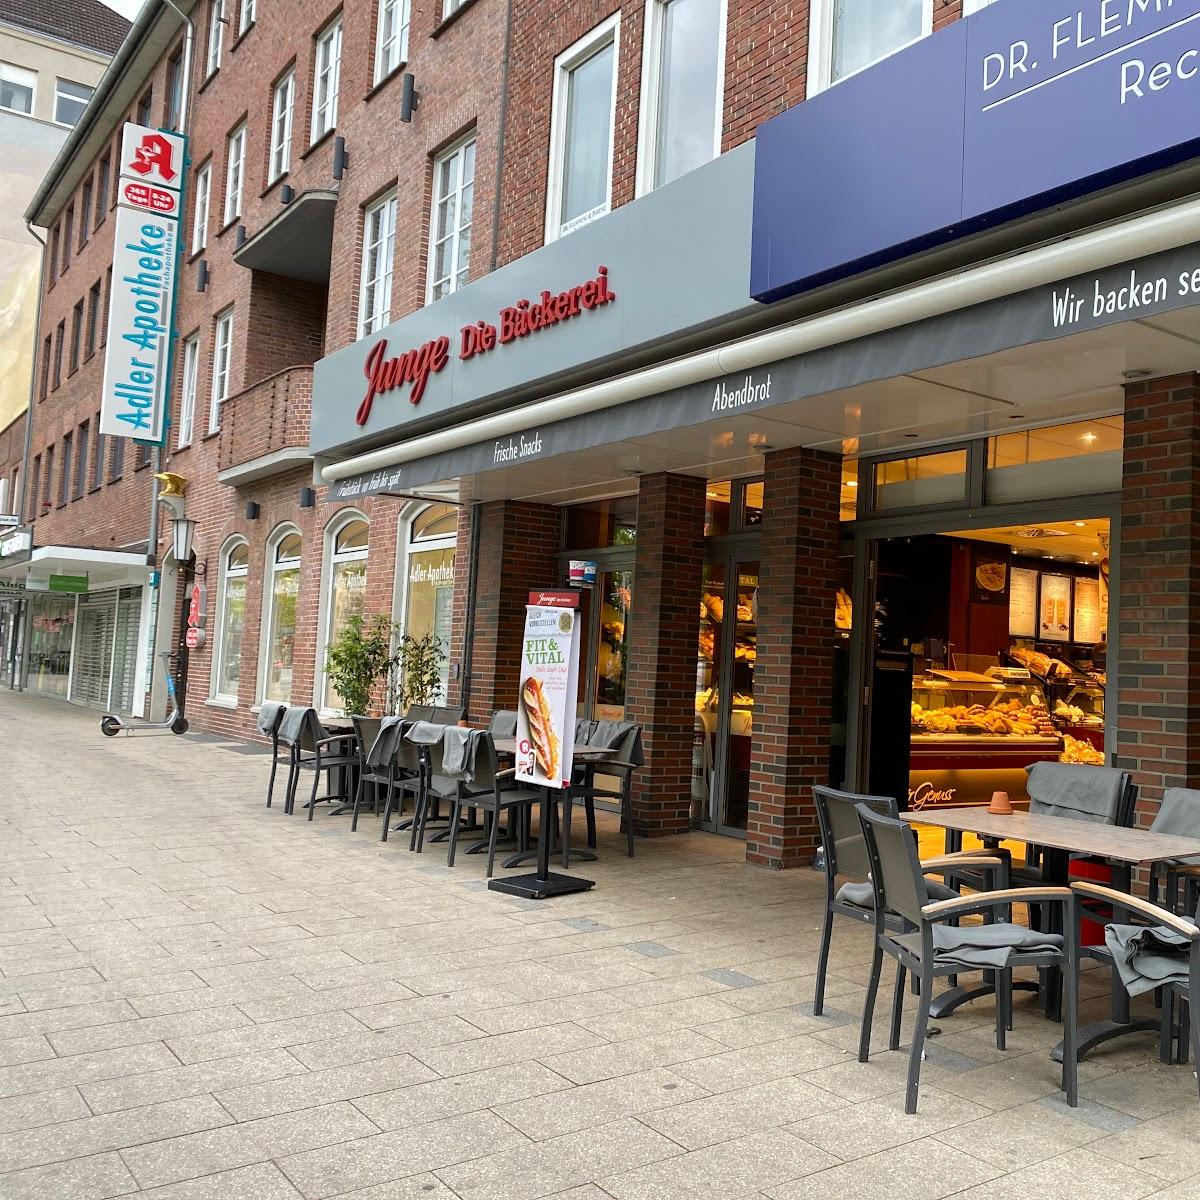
0,689,1196,1199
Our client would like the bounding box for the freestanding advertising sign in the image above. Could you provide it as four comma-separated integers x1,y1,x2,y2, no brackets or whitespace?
515,590,581,789
99,123,188,444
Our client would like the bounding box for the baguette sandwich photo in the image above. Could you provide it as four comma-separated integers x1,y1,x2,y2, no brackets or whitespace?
521,676,560,780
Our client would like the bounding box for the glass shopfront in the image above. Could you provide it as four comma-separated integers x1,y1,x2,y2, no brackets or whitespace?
26,594,74,698
402,504,458,703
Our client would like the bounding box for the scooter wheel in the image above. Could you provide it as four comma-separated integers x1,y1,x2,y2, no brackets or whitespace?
171,717,190,735
100,716,121,737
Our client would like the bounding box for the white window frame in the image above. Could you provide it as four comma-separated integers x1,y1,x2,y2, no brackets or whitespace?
224,122,246,226
269,70,295,183
806,0,933,98
0,62,36,116
316,512,370,714
427,135,475,303
311,17,343,142
635,0,727,197
359,192,397,337
240,0,256,33
544,14,621,244
441,0,468,18
374,0,410,83
258,525,303,704
53,78,92,127
211,537,248,703
191,162,211,253
209,307,234,433
205,0,225,78
177,334,199,448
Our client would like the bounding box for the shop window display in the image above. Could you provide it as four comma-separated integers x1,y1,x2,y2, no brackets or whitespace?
263,532,301,703
323,519,369,711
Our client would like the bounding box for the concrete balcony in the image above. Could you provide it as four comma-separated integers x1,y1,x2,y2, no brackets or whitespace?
217,366,314,487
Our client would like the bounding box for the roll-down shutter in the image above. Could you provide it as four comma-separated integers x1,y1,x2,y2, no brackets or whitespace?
69,592,117,708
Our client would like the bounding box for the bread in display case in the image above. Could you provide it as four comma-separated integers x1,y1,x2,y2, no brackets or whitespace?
907,670,1062,811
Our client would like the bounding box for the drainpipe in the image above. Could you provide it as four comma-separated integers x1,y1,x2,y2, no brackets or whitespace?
458,502,481,716
143,0,195,717
488,0,514,272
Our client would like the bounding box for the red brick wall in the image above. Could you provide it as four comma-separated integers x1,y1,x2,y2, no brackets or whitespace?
626,472,706,837
748,445,839,868
245,273,327,386
1117,374,1200,823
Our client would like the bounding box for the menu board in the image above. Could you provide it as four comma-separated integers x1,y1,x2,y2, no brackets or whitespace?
515,597,581,789
1008,568,1038,637
1073,577,1102,644
1039,574,1073,643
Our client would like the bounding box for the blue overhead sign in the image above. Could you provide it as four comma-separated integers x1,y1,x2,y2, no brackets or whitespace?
751,0,1200,302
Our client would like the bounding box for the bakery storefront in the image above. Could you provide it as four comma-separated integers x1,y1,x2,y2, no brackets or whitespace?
310,1,1200,862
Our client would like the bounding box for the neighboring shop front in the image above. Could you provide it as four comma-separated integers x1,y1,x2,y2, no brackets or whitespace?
310,2,1200,864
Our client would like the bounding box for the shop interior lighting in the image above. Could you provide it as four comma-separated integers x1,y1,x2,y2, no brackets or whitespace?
1081,431,1098,444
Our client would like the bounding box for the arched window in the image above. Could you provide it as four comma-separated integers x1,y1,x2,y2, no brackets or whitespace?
321,515,369,710
400,503,457,702
213,540,248,701
261,529,301,703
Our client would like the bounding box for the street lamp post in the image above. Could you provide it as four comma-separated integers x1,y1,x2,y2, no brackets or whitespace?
154,474,196,724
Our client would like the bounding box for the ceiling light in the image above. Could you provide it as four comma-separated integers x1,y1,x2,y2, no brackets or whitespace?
1081,432,1098,444
1074,521,1086,527
1092,551,1100,558
846,479,859,488
1122,368,1153,381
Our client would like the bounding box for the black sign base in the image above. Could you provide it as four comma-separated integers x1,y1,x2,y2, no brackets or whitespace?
488,873,596,900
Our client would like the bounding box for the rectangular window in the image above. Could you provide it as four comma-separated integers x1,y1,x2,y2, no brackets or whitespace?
85,280,101,359
28,456,39,520
206,0,225,77
375,0,410,82
62,205,73,273
224,124,246,225
96,154,110,227
0,62,35,115
311,17,343,141
52,321,64,389
166,48,184,129
102,267,111,344
55,78,92,126
79,181,93,246
69,300,83,374
240,0,256,33
109,435,124,481
359,193,396,336
872,448,968,511
49,226,60,283
809,0,931,94
428,136,475,302
43,448,54,508
269,70,295,182
39,335,51,399
192,161,211,253
546,16,620,242
137,442,152,469
177,334,199,448
639,0,724,193
74,422,88,500
136,89,153,125
91,414,104,488
442,0,468,16
58,433,72,506
210,308,234,433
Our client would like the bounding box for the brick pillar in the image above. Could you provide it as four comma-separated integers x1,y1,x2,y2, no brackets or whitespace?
458,499,561,724
627,473,706,837
1118,374,1200,825
747,447,841,868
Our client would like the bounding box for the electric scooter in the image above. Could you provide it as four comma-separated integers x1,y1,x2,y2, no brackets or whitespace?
100,651,190,737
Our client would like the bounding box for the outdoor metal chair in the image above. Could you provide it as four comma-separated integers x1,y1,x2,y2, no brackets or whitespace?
811,786,1006,1017
278,707,358,819
565,721,643,859
431,705,466,724
487,710,517,737
256,701,288,808
405,705,436,722
376,721,423,842
1073,880,1200,1093
349,715,382,825
1147,788,1200,916
445,731,541,877
405,722,463,852
856,802,1079,1114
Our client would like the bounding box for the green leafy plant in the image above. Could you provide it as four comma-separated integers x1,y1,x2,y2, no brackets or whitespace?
388,630,447,715
325,612,394,716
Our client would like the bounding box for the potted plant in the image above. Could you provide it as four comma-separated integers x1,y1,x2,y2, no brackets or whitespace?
325,612,393,716
388,629,447,715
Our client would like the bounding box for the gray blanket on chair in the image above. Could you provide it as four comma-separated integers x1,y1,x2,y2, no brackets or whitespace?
931,923,1063,970
1105,920,1197,997
366,717,409,770
441,726,483,782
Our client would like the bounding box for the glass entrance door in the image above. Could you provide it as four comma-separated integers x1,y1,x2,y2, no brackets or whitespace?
694,558,759,834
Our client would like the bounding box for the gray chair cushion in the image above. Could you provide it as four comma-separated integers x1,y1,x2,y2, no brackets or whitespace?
1026,762,1126,824
836,879,957,909
1151,788,1200,865
930,924,1064,970
1106,919,1197,997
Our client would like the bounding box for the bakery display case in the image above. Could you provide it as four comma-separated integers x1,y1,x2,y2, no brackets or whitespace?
1054,681,1106,759
907,670,1062,811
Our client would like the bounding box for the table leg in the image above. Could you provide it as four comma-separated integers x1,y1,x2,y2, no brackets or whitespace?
489,789,595,900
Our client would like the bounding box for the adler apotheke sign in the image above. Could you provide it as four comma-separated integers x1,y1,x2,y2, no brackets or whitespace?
355,266,616,426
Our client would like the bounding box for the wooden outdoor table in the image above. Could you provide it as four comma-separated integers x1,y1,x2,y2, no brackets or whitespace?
903,807,1200,1060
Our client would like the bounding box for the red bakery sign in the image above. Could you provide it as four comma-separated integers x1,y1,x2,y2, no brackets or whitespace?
355,266,616,426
